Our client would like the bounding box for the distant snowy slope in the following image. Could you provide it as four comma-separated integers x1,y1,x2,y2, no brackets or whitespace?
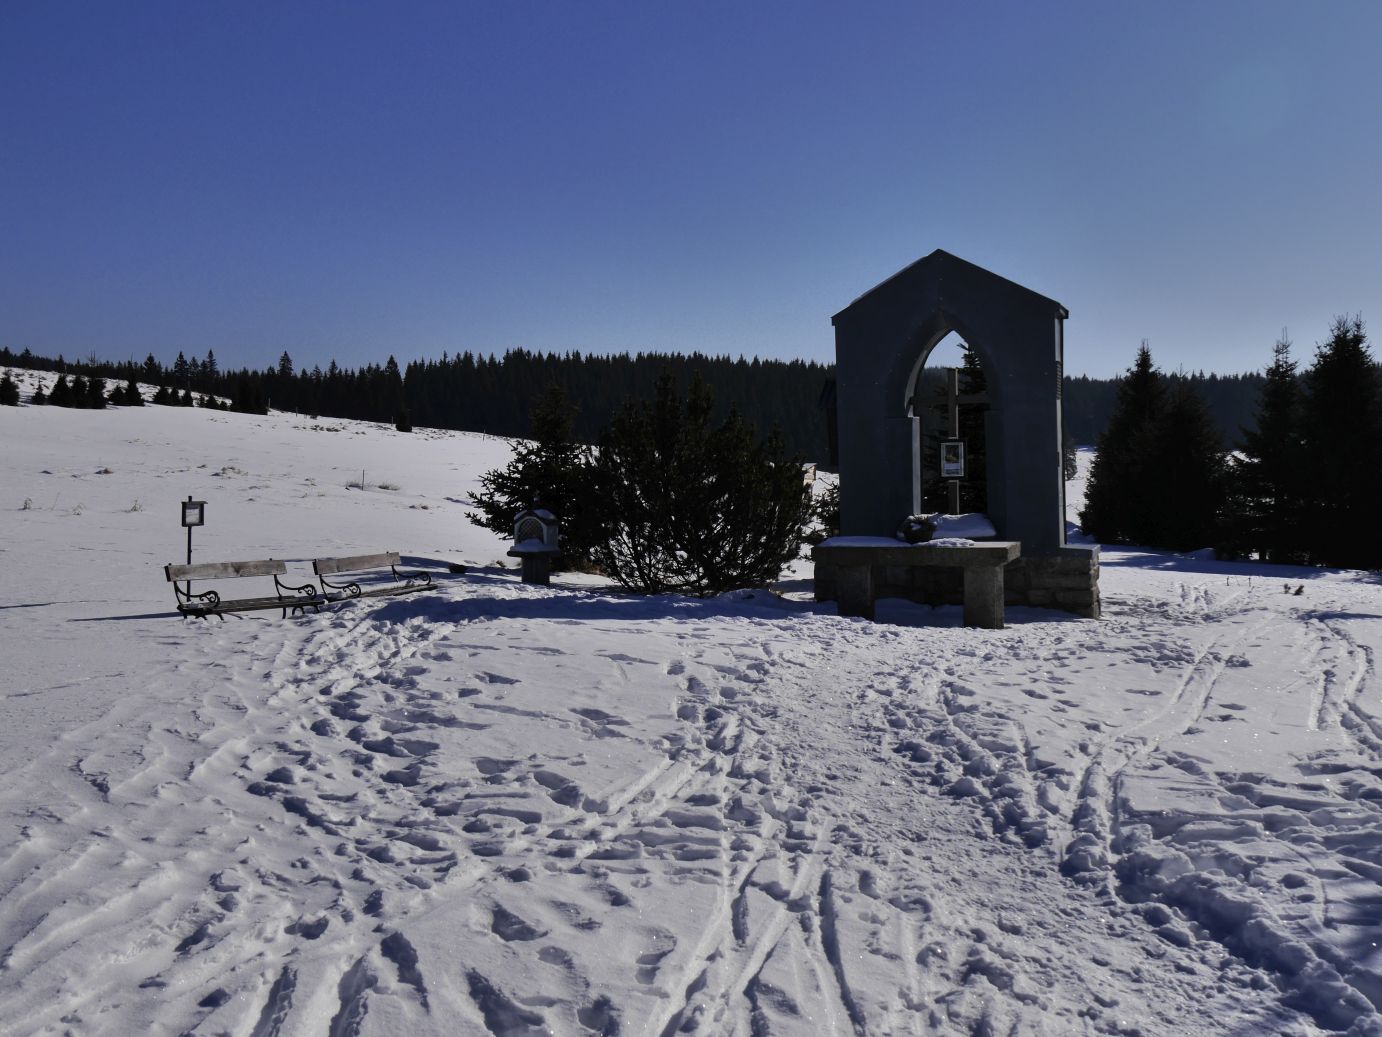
1,400,1380,1036
0,397,515,774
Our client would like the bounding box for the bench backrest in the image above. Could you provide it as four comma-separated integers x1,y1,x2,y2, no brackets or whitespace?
165,559,286,582
313,551,401,576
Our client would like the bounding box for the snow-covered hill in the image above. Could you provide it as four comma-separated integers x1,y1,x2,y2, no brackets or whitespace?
1,393,1380,1036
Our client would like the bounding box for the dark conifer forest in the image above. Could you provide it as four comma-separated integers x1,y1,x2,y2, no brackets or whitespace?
0,343,1292,462
0,346,837,459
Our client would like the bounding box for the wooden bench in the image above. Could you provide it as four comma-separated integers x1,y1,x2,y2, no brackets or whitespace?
812,539,1021,628
165,559,326,619
312,552,432,602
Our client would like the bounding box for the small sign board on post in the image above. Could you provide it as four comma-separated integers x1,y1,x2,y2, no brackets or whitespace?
940,439,966,479
179,496,207,594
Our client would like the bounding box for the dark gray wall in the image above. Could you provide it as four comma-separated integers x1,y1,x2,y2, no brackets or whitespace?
832,250,1068,556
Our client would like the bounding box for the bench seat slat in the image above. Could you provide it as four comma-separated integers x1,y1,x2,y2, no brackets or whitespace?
179,596,322,615
166,559,285,581
190,593,323,607
325,583,427,601
313,552,402,576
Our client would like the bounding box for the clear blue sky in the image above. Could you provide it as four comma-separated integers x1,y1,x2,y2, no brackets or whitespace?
3,1,1379,378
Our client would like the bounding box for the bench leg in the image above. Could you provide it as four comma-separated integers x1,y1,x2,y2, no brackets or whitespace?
835,565,875,621
963,565,1005,629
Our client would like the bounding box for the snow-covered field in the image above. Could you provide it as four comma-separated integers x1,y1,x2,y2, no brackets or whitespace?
2,378,1381,1036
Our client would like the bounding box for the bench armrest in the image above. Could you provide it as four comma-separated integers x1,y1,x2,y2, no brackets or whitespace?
392,565,432,587
274,574,323,600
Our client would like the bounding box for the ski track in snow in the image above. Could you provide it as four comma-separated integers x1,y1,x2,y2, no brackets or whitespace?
5,576,1379,1036
1058,582,1382,1035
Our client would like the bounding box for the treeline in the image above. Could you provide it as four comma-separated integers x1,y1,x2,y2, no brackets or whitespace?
0,342,1332,460
1081,319,1382,570
0,345,834,459
1064,370,1266,446
397,350,831,457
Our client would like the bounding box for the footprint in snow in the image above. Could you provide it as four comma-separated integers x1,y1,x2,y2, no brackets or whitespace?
491,904,548,942
636,931,677,984
466,970,547,1035
479,671,522,685
578,995,621,1036
538,945,574,968
285,916,329,939
533,771,584,808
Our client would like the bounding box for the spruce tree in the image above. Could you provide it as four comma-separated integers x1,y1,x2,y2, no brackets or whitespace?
1231,336,1305,562
1152,381,1227,551
1081,343,1166,544
1300,315,1382,569
0,372,19,406
30,383,47,405
589,374,813,595
87,376,108,409
69,375,89,408
122,377,144,406
382,355,404,425
467,384,595,570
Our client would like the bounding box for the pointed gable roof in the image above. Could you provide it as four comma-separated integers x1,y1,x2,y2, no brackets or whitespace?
833,249,1068,323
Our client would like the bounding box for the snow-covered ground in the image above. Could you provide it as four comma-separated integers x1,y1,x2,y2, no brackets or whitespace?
2,380,1381,1036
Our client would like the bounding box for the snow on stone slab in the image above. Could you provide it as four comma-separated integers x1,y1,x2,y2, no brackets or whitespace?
928,512,998,539
816,534,982,550
816,535,902,548
1,398,1381,1035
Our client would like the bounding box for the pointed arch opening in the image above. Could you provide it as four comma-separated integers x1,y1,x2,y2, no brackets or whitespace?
900,331,991,517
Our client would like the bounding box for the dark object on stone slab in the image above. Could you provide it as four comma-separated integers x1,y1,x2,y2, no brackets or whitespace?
896,514,937,543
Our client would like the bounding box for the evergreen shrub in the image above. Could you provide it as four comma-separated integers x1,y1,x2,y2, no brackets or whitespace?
588,374,812,595
467,385,596,570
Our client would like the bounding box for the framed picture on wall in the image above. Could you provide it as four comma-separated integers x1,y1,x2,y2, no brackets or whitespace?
940,439,966,479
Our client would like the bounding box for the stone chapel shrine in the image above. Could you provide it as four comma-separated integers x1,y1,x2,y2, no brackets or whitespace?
814,250,1100,620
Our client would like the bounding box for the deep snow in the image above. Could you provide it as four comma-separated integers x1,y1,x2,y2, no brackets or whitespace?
1,371,1381,1036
